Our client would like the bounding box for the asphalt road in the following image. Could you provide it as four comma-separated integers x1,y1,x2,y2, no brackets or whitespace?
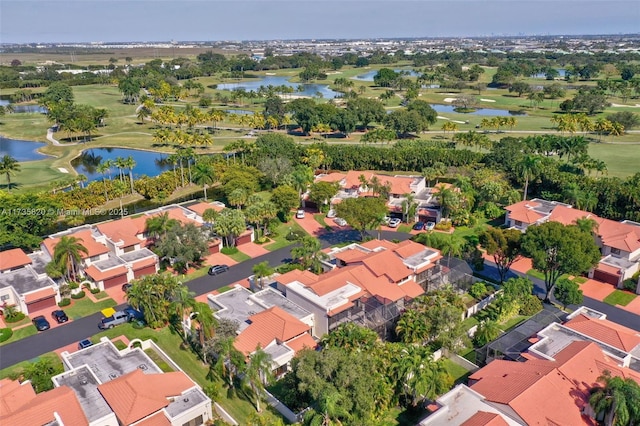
2,229,638,369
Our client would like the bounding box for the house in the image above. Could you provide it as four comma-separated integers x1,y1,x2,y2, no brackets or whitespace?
314,171,440,222
504,199,640,293
54,337,212,425
0,248,61,314
208,286,316,375
276,239,441,338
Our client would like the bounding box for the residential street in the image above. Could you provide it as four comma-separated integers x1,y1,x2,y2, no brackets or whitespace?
1,229,638,370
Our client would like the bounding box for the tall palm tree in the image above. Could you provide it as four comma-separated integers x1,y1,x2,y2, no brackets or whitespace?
252,261,273,290
192,161,215,200
145,212,178,242
171,284,197,338
589,370,640,426
244,347,275,413
395,309,428,344
114,156,126,182
191,301,217,349
228,188,248,210
96,160,112,201
214,336,245,388
303,390,350,426
473,320,502,346
515,154,542,201
290,165,314,208
52,236,89,281
123,156,136,194
0,155,21,190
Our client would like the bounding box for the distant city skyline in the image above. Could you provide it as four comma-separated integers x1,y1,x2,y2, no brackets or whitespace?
1,1,639,44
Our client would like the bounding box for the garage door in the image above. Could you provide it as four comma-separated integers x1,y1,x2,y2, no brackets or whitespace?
26,296,57,312
134,265,156,279
593,269,619,286
103,274,128,289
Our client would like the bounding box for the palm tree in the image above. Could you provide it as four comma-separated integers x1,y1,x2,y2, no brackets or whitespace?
589,370,640,426
303,390,351,426
244,347,275,412
290,165,314,208
192,161,215,200
515,154,542,201
145,212,178,242
473,320,502,346
192,301,217,351
171,285,196,338
291,236,326,273
0,155,21,190
96,160,112,201
395,309,428,344
123,156,136,194
252,261,274,290
114,156,126,182
435,184,456,219
52,236,89,281
214,336,245,388
228,188,248,210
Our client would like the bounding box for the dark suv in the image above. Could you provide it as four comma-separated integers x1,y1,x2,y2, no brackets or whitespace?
51,309,69,324
208,264,229,275
32,316,51,331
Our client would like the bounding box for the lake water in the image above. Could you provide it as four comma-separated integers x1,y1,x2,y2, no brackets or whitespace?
531,68,567,79
0,99,47,114
225,109,254,115
71,148,173,183
430,104,527,116
217,75,340,99
0,137,49,161
352,69,421,81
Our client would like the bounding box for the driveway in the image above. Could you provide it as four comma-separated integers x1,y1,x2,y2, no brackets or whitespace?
294,208,329,237
238,242,270,258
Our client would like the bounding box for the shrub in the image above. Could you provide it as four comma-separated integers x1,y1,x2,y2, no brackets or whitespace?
221,246,239,255
275,263,304,273
90,287,101,294
286,229,306,241
58,298,71,307
519,294,543,316
434,221,452,231
622,279,637,292
71,291,86,300
469,282,488,300
4,312,26,323
68,282,80,290
0,328,13,343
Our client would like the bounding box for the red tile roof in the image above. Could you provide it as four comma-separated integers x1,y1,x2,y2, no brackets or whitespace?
234,306,311,355
596,218,640,253
361,249,411,282
285,332,317,353
460,411,510,426
375,175,415,195
84,264,128,282
43,229,110,259
131,256,158,270
505,200,546,224
0,248,32,271
334,248,370,264
276,269,319,287
98,369,194,425
360,239,399,251
595,263,621,275
316,172,346,184
186,201,225,216
0,380,88,426
393,240,430,259
547,205,594,225
133,410,172,426
398,279,425,299
564,314,640,352
24,287,56,303
97,216,147,248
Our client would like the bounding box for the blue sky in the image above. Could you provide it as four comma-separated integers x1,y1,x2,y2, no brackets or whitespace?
1,1,638,44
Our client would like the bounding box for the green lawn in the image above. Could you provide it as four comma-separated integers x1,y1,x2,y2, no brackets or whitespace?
603,290,637,307
588,142,640,178
501,315,528,332
0,352,63,380
0,325,37,346
264,219,306,251
397,224,412,233
93,291,110,300
4,316,32,329
314,213,333,231
227,250,251,263
64,297,117,320
442,358,472,385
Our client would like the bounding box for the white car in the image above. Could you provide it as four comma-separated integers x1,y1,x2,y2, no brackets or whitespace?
296,209,305,219
382,216,391,225
425,221,435,231
388,218,402,228
326,209,337,218
333,217,348,227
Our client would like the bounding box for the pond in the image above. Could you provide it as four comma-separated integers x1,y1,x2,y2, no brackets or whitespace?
0,99,47,114
531,68,567,79
352,68,422,81
225,109,254,115
430,104,527,116
217,75,340,99
0,137,49,161
70,148,173,183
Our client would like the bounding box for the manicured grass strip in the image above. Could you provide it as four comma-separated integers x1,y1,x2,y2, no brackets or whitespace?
314,213,333,231
603,290,636,307
93,291,110,300
5,316,31,329
397,224,412,233
0,352,63,379
0,325,37,346
65,298,117,320
526,269,546,280
264,220,306,251
573,276,588,284
227,250,251,263
501,315,528,332
442,358,472,385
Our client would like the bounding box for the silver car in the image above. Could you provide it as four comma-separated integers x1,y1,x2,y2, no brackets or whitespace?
333,217,347,226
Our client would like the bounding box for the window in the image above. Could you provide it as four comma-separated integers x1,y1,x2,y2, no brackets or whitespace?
0,294,10,302
515,220,523,227
182,415,204,426
611,248,621,256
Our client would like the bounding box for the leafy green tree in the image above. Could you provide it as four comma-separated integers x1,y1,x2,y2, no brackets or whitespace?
373,68,400,87
0,155,20,190
473,320,502,346
335,197,388,240
287,98,319,135
509,81,531,97
554,277,584,308
394,345,452,407
227,188,248,210
395,309,428,344
515,154,542,201
321,323,378,352
213,208,246,247
479,227,523,284
51,236,89,282
270,185,300,219
244,347,275,413
155,222,209,272
192,161,215,200
252,261,274,290
291,235,326,273
126,273,182,328
39,82,74,107
589,370,640,426
522,222,601,303
308,181,340,213
346,97,386,129
213,336,245,388
145,212,179,242
12,358,63,393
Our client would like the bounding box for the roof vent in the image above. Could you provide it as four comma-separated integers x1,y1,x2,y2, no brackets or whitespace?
183,397,189,403
109,373,118,379
138,364,148,370
79,375,88,385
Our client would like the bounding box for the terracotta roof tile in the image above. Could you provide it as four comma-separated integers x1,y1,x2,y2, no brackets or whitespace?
285,333,317,353
24,287,56,303
234,306,310,355
0,248,32,271
0,381,88,426
564,314,640,352
132,410,171,426
84,264,128,282
393,240,430,259
334,249,370,263
316,172,346,183
131,256,158,270
360,239,399,251
460,411,510,426
547,205,594,225
98,369,194,425
595,263,621,275
398,279,425,299
596,218,640,253
97,217,147,248
276,269,319,286
186,201,225,216
361,250,411,282
43,229,110,259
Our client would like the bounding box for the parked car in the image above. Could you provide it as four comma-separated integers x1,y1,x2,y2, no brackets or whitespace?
123,307,144,322
425,221,436,231
296,209,305,219
208,264,229,275
382,216,391,225
388,218,402,228
333,217,347,227
32,316,50,331
98,311,130,330
51,309,69,324
122,283,132,292
78,339,93,350
413,222,425,231
326,209,337,218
